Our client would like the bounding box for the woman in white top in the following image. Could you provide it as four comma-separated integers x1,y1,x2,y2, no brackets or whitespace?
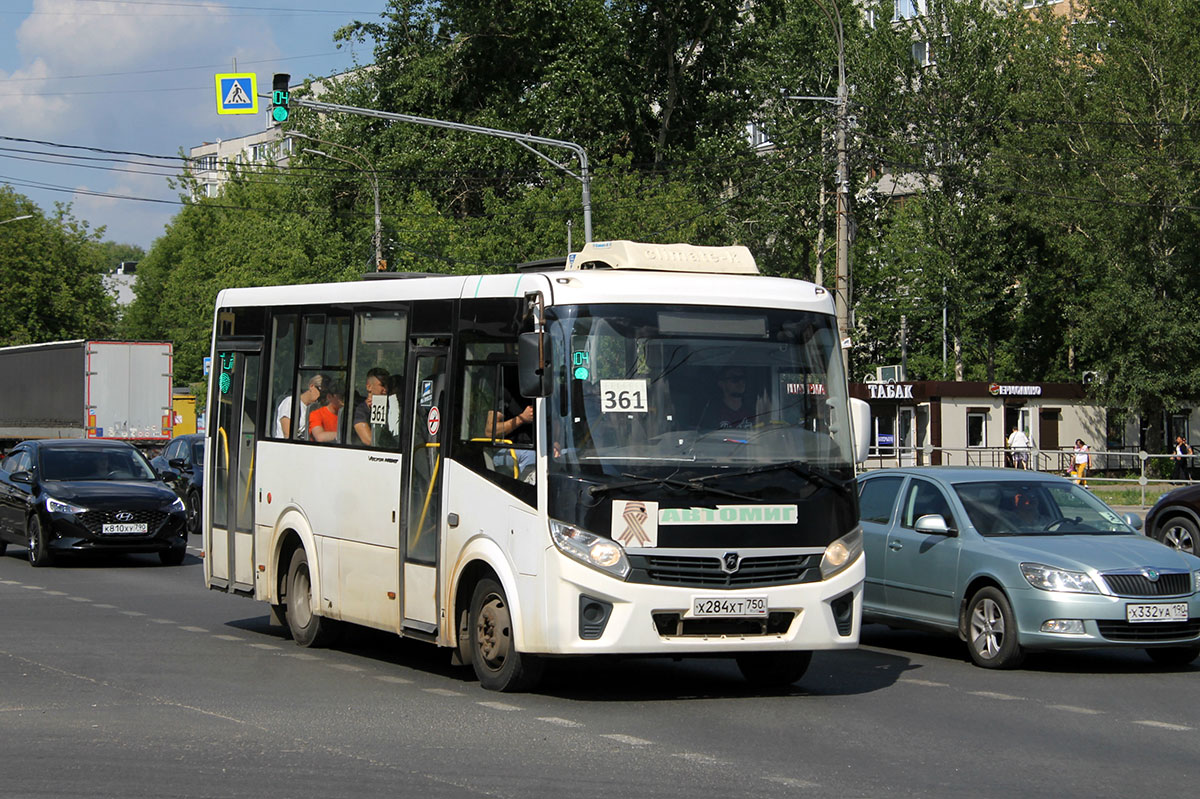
1071,439,1090,487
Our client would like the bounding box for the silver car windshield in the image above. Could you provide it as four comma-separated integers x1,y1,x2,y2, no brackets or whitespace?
954,480,1134,536
546,303,854,471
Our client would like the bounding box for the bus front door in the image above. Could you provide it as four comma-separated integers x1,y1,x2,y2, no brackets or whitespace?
401,348,447,634
207,345,261,594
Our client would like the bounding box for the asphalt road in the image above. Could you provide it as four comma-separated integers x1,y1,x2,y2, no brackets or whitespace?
1,542,1197,799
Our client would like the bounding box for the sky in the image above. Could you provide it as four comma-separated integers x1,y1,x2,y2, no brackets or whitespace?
0,0,391,251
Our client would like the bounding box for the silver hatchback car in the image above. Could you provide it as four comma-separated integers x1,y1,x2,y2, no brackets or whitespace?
858,467,1200,669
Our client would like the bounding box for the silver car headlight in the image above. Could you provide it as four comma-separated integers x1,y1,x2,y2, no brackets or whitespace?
46,496,87,514
549,519,630,579
821,526,863,580
1020,562,1100,594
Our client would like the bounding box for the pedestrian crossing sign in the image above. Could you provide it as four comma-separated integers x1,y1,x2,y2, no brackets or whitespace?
215,73,258,115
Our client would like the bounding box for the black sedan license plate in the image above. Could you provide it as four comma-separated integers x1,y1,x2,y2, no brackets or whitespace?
692,596,768,617
102,522,148,535
1126,603,1188,623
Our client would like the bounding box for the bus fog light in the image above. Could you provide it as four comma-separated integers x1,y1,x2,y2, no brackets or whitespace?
549,519,630,579
1040,619,1085,634
820,527,863,580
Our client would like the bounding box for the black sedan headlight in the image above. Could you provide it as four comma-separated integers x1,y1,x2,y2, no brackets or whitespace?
46,496,87,515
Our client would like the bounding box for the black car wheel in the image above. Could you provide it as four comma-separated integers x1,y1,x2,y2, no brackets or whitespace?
1157,516,1197,555
966,587,1024,669
27,516,53,568
185,489,202,536
159,546,186,566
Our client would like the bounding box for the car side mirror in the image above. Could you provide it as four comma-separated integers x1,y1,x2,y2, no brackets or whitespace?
168,457,190,472
1123,513,1143,532
914,514,956,536
850,398,871,464
11,470,32,485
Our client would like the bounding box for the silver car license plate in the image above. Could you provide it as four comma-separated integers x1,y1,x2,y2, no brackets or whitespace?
692,596,768,617
1126,603,1188,623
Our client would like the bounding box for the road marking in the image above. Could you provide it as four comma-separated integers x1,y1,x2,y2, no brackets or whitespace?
764,776,821,789
93,604,116,609
374,675,412,685
283,653,320,660
119,611,145,617
68,597,93,603
21,585,43,590
213,635,244,642
969,691,1023,701
423,688,464,697
673,752,728,767
1134,720,1193,731
249,643,280,650
149,619,175,624
477,701,521,712
44,590,67,596
899,678,949,687
1048,704,1103,715
538,717,583,728
329,663,363,672
601,734,653,747
179,626,208,633
0,579,20,585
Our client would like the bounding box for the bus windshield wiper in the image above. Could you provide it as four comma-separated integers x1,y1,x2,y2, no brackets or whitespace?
687,460,854,497
588,474,754,501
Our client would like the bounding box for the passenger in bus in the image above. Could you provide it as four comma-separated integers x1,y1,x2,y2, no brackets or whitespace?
698,366,755,430
309,378,344,443
274,373,327,439
353,367,394,447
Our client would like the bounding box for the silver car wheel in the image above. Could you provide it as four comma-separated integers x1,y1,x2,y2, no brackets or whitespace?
1162,522,1196,554
970,598,1005,659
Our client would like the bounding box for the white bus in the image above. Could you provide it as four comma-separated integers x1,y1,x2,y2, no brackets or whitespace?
203,240,871,692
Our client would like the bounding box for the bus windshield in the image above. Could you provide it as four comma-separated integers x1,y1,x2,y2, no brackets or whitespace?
546,303,854,477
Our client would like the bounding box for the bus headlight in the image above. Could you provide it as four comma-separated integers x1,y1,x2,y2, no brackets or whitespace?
549,519,630,579
820,527,863,580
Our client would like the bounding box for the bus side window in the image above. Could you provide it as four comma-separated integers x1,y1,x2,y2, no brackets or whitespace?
349,309,407,451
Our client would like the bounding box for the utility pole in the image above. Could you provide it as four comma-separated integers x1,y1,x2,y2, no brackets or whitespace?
290,133,383,271
787,0,851,371
275,87,594,243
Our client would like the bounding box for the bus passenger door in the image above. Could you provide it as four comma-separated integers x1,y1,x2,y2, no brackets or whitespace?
401,347,448,633
207,345,261,594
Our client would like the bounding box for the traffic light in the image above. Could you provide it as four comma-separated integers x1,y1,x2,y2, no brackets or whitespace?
271,73,290,124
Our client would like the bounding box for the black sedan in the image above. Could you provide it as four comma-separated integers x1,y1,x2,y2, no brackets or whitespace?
150,433,204,536
0,439,188,567
1146,484,1200,555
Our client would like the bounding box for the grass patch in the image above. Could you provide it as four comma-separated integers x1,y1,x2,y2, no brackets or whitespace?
1087,482,1176,508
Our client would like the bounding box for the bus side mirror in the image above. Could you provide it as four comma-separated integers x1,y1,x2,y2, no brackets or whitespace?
850,398,871,464
518,332,551,398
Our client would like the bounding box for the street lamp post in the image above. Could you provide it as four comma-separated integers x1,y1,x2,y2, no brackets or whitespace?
291,134,383,271
0,214,33,226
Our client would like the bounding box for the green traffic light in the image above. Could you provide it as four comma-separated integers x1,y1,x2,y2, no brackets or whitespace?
272,106,289,122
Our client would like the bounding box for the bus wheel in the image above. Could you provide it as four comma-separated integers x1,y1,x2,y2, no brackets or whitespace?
735,651,812,688
469,578,543,692
286,548,341,647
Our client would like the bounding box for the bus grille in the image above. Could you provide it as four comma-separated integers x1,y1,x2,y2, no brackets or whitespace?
1095,620,1200,642
627,553,820,589
1100,571,1191,598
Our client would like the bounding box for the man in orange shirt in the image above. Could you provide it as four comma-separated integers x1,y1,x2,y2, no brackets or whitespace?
309,379,344,443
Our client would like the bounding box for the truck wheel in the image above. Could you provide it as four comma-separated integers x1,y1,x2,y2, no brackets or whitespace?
285,548,340,647
27,516,53,568
468,578,543,692
735,651,813,688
